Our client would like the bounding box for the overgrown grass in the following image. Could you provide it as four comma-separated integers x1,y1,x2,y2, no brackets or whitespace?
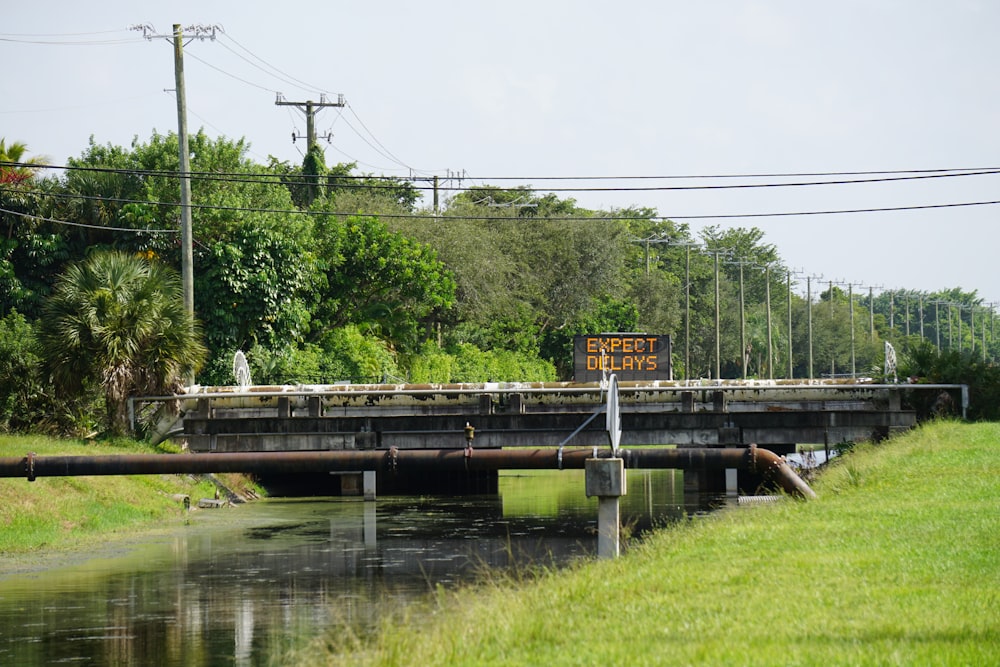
0,435,252,559
290,420,999,666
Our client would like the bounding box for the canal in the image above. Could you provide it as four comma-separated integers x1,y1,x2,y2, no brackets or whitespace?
0,469,720,665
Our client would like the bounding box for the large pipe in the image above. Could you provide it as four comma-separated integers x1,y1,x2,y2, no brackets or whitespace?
0,445,815,499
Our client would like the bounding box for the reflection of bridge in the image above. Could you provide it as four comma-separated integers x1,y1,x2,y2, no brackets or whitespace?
126,379,963,496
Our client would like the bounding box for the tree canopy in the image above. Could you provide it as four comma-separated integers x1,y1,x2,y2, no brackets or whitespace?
1,129,998,439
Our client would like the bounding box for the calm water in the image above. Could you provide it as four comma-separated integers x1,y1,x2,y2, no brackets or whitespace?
0,469,719,666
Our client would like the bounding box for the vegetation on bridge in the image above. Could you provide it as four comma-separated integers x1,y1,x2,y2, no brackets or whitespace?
290,420,999,666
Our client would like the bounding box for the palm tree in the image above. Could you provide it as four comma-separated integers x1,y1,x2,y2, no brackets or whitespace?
38,250,207,436
0,138,47,185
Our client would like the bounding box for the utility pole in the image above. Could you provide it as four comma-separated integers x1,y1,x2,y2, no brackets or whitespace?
714,251,722,380
276,93,346,205
725,258,749,379
132,23,219,324
787,271,794,379
408,170,466,214
807,276,814,380
849,283,857,378
764,264,773,380
686,245,692,380
275,93,346,149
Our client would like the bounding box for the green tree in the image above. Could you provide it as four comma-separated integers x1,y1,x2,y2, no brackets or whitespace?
0,141,68,317
38,251,206,436
195,222,318,361
0,310,46,431
310,214,456,352
0,138,48,185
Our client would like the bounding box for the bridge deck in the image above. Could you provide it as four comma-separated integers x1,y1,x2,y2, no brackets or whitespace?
136,380,964,454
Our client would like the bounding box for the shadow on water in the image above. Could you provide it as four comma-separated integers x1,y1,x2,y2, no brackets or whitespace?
0,469,722,666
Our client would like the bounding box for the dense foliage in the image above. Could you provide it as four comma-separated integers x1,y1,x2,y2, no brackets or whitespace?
1,133,998,435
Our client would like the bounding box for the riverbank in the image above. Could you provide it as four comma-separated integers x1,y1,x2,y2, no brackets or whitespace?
298,420,999,666
0,435,259,565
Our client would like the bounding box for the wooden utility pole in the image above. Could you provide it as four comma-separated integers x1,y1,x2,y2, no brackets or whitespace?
410,170,466,214
133,23,219,321
173,24,195,319
275,93,346,148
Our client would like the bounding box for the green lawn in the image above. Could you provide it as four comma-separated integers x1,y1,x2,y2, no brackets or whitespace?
0,436,230,559
295,420,999,666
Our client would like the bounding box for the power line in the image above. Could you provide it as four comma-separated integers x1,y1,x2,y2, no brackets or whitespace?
663,199,1000,220
4,183,1000,222
0,30,142,46
184,48,275,93
0,206,178,234
216,32,328,98
5,161,1000,194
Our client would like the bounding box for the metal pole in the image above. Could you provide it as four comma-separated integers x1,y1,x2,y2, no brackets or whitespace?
905,293,910,338
830,281,835,378
739,262,746,379
957,305,961,353
807,276,814,380
787,271,793,379
685,245,691,381
920,295,924,341
714,252,721,380
889,291,894,334
869,287,875,342
936,301,941,351
765,265,773,380
849,284,856,378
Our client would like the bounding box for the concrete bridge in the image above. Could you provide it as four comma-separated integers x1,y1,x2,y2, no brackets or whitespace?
130,379,963,496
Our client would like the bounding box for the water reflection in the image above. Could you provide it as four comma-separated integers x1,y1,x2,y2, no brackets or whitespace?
0,469,717,666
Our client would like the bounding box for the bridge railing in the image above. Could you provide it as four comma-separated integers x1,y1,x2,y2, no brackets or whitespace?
130,380,968,448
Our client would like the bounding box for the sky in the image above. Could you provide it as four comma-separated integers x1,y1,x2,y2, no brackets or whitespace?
4,1,1000,304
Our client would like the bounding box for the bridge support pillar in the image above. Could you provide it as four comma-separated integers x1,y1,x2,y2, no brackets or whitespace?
726,468,739,497
683,467,727,495
586,457,626,559
363,470,376,501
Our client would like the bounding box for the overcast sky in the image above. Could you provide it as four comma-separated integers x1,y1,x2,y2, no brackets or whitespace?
4,1,999,304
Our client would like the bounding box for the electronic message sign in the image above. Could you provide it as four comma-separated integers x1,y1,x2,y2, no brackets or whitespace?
573,334,672,382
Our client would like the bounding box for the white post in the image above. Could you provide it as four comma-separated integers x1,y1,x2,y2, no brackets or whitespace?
363,470,377,501
726,468,739,497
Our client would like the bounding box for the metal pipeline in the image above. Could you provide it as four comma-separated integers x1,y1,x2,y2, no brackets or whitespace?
0,445,815,499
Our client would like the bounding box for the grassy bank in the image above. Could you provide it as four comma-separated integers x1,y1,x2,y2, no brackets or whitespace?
299,420,999,666
0,435,253,561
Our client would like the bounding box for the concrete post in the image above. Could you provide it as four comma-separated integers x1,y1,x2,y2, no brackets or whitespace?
363,470,376,501
725,468,739,497
585,458,626,559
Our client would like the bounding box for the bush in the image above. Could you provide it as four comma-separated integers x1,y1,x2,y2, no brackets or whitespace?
197,326,402,386
901,342,1000,421
405,341,556,383
0,310,44,430
0,311,100,436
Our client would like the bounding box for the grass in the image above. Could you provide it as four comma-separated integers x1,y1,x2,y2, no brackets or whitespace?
0,435,256,561
290,420,1000,666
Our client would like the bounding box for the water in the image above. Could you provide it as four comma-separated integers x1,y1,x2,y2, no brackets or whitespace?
0,469,718,666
